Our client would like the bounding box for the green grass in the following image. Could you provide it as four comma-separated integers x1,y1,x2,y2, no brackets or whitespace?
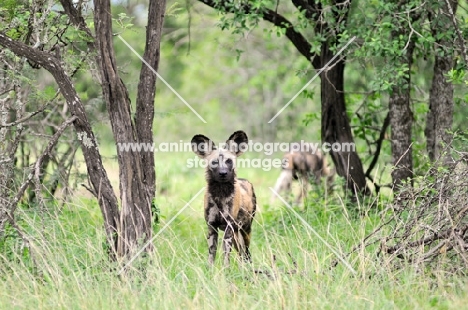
1,152,467,309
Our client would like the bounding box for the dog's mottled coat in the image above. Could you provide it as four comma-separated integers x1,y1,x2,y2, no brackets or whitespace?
191,131,256,266
272,144,335,203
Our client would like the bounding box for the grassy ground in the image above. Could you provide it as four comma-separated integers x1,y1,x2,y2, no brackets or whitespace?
1,151,467,309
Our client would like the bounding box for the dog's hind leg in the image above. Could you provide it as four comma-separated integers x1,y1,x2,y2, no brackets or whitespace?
271,169,293,203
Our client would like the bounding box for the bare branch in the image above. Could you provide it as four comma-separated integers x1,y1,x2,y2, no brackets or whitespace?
0,32,121,255
348,154,468,272
0,105,48,128
365,112,390,179
4,116,77,223
58,0,97,51
445,0,467,65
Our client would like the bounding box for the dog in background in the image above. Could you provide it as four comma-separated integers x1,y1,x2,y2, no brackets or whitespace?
272,144,335,204
191,131,256,267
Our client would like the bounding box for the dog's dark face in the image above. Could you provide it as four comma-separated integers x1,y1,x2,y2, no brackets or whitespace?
191,131,248,183
205,150,236,182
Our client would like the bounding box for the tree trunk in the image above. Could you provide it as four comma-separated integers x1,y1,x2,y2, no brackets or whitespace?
426,56,455,162
134,0,166,223
425,0,457,164
389,42,415,190
320,45,368,194
0,0,166,259
94,0,165,256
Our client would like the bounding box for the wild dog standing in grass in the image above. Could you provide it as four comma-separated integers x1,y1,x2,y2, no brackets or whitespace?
191,131,257,267
272,143,335,204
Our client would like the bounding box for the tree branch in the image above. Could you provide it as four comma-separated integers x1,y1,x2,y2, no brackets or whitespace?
58,0,94,41
197,0,318,67
0,105,47,128
0,32,121,255
444,0,467,65
6,116,77,222
365,112,390,178
291,0,322,19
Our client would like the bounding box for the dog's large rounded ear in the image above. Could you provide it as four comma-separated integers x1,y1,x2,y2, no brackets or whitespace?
191,134,216,158
225,131,248,157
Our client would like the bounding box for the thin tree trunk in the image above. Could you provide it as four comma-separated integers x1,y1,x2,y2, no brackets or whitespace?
389,41,415,190
426,56,454,162
425,0,457,164
320,45,368,194
94,0,166,256
134,0,166,223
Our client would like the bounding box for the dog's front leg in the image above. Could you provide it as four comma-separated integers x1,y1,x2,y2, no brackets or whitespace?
207,225,218,265
222,224,235,267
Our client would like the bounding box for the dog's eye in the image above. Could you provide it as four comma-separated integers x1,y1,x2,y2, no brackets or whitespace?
225,159,233,165
211,160,219,165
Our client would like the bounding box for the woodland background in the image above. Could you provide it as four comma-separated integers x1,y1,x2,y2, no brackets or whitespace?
1,0,468,308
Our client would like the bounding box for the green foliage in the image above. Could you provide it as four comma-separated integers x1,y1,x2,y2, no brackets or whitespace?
450,130,468,154
349,92,382,143
0,223,28,267
0,0,26,24
113,12,135,31
302,111,319,127
2,10,29,38
216,0,268,33
447,67,467,85
166,2,184,17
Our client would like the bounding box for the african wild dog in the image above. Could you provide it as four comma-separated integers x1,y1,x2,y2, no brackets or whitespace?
191,131,257,267
272,145,335,204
